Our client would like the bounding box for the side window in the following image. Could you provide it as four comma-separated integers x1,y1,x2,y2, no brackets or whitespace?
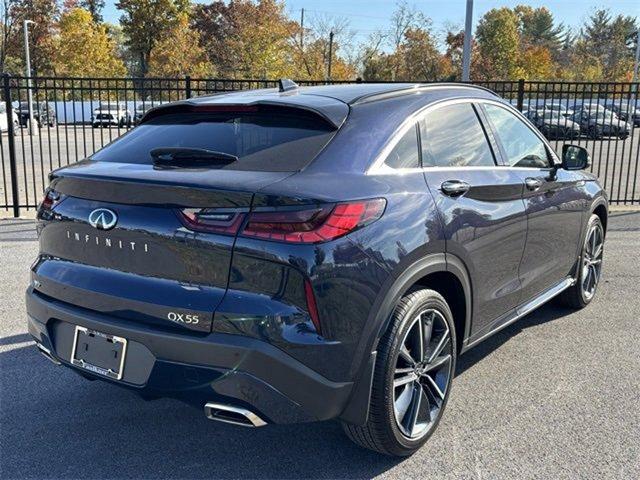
383,124,420,169
420,103,495,167
483,104,551,168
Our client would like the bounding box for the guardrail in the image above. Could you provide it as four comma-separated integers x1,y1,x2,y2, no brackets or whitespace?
1,75,638,216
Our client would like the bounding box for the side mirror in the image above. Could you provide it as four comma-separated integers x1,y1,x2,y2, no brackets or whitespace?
561,144,590,170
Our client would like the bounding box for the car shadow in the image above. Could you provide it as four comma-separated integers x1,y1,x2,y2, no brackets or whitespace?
0,301,571,479
455,301,573,377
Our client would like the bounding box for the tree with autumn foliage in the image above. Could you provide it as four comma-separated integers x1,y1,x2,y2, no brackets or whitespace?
53,8,126,77
192,0,298,79
116,0,189,75
147,13,212,78
2,0,59,75
475,8,522,79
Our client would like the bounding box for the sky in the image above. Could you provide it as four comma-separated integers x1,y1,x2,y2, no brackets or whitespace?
102,0,640,46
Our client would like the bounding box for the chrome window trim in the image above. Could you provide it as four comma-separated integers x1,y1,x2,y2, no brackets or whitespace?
367,97,559,175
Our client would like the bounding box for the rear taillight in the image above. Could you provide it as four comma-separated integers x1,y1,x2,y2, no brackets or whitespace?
178,209,245,234
242,198,386,243
38,189,62,211
178,198,386,243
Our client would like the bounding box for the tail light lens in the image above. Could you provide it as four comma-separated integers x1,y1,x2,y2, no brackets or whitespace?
242,198,386,243
178,209,246,234
38,189,62,211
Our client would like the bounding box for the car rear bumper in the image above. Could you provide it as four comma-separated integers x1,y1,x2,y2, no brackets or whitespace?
26,287,353,425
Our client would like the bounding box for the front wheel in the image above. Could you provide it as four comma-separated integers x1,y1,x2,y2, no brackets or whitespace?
559,214,604,309
342,289,456,456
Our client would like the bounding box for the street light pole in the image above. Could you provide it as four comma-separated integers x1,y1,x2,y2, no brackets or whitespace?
23,19,37,136
461,0,474,82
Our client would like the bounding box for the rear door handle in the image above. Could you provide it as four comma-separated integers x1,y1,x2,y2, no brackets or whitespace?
525,177,543,191
440,180,470,197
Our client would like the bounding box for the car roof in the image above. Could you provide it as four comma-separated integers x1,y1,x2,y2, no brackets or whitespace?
142,82,500,129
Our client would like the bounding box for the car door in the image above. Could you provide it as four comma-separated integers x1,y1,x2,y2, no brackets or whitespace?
481,102,584,304
419,101,528,335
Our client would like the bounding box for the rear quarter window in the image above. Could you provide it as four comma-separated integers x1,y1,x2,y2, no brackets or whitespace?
91,111,337,172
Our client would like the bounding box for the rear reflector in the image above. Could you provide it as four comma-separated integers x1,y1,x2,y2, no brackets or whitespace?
242,198,386,243
304,279,322,335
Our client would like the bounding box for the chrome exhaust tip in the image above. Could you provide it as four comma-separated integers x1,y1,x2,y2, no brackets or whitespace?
36,343,61,365
204,402,267,428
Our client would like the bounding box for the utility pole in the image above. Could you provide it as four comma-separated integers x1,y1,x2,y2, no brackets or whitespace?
327,31,334,82
632,28,640,109
632,28,640,84
300,8,305,49
23,19,37,136
461,0,474,82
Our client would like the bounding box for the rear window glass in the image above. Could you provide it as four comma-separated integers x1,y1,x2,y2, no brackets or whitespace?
91,112,336,172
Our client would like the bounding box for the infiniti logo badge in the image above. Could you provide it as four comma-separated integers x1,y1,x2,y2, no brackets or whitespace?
88,208,118,230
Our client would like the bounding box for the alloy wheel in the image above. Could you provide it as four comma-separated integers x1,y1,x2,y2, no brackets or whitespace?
393,309,453,440
581,223,604,301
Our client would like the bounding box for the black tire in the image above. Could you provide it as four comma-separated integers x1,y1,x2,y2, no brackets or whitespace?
588,126,601,139
558,214,604,309
342,289,456,456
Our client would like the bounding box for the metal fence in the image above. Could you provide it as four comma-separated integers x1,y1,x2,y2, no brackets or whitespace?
1,75,639,216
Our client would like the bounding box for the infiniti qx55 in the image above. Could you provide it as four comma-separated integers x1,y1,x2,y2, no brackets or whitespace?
27,82,607,456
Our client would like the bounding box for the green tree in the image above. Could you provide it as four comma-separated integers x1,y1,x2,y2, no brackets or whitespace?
116,0,189,75
79,0,105,23
580,9,638,80
54,8,126,77
475,8,521,79
147,13,212,77
514,5,564,54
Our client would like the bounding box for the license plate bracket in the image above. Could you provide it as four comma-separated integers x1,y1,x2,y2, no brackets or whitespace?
71,326,127,380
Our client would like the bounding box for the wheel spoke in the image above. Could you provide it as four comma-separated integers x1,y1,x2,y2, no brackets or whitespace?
428,329,450,364
399,346,416,367
414,318,424,364
405,384,422,436
421,315,433,362
395,366,415,375
394,383,413,424
593,242,603,260
423,353,452,373
394,373,418,388
589,264,599,288
583,266,592,291
423,374,445,401
589,230,597,256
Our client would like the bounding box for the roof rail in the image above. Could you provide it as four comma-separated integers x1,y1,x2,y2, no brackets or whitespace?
350,82,500,105
278,79,298,93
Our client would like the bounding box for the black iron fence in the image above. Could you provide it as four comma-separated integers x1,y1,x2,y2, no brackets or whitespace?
1,75,639,216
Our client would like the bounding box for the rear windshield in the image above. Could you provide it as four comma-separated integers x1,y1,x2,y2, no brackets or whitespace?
91,112,336,172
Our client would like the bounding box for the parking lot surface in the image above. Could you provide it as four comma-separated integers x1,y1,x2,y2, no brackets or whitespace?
1,213,639,479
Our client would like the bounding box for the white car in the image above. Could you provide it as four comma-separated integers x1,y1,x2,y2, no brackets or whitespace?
92,103,131,128
0,103,19,134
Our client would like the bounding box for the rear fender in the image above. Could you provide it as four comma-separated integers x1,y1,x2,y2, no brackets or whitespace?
339,252,472,426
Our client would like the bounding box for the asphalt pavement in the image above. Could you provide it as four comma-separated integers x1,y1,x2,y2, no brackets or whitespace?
1,213,639,479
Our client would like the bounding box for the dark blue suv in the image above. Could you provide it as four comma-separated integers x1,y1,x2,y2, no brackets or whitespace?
27,82,608,456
